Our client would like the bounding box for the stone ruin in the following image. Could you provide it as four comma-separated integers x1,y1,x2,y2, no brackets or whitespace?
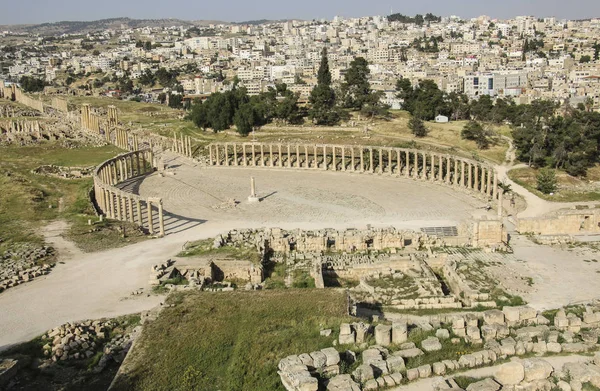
32,165,96,179
0,244,54,294
278,303,600,391
148,257,263,291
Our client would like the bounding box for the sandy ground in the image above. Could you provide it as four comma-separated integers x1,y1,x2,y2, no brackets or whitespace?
390,355,591,391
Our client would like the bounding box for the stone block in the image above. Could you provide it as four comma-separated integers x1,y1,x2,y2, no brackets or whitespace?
362,349,383,365
494,361,525,386
406,368,419,381
363,380,378,391
385,355,405,373
352,364,374,383
547,342,562,354
436,329,450,340
353,322,370,344
483,310,505,325
321,348,340,367
390,372,403,384
310,351,327,369
338,331,356,345
417,364,432,378
481,325,497,340
466,378,501,391
452,317,465,329
533,341,547,355
458,354,477,368
326,374,361,391
393,348,424,358
523,358,554,382
515,341,526,355
391,322,408,344
374,324,391,347
422,336,442,352
383,375,396,387
503,306,520,323
467,326,481,340
433,362,446,375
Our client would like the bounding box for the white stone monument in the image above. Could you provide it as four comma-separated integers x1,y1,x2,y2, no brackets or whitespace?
248,177,260,203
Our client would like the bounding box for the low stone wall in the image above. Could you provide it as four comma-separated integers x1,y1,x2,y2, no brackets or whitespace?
517,208,600,236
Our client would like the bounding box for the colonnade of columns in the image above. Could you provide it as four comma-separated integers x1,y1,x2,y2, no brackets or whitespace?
208,142,501,204
107,105,118,127
112,128,138,150
0,120,41,135
93,149,165,237
172,133,193,158
81,104,101,133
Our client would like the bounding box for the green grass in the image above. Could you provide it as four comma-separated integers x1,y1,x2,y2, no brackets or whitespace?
111,290,353,391
0,142,133,253
508,167,600,202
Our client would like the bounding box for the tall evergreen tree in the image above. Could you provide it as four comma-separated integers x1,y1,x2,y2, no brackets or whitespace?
309,48,339,125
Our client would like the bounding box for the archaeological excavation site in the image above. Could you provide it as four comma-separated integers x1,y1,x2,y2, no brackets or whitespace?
1,79,600,391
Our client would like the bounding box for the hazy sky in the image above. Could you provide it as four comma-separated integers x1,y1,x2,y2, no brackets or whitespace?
2,0,600,25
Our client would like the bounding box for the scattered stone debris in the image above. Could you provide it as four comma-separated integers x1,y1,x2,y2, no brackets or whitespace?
0,243,54,294
279,303,600,391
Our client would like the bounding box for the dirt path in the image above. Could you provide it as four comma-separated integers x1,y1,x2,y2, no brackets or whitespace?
41,220,82,261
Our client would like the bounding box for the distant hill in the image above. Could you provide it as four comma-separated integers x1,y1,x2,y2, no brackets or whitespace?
0,17,228,36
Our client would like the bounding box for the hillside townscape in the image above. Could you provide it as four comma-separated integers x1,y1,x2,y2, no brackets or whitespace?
2,5,600,391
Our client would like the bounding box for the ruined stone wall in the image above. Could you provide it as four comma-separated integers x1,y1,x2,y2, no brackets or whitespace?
51,97,68,113
517,209,600,235
13,88,44,112
471,219,508,249
212,260,263,284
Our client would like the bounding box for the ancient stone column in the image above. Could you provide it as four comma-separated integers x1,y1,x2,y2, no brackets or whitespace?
260,144,265,166
369,148,374,173
322,145,327,170
460,160,466,187
136,199,142,226
341,146,346,171
295,145,300,168
147,200,154,235
468,163,473,190
360,148,365,172
351,147,356,171
304,145,309,169
474,165,479,191
446,156,451,183
388,149,393,175
269,144,273,167
287,144,292,168
405,151,410,177
486,167,492,196
215,145,220,166
498,189,504,218
279,144,284,168
242,144,247,166
493,172,498,199
378,148,383,174
251,144,256,166
430,154,435,182
158,200,165,237
128,198,134,223
332,146,336,171
224,144,230,166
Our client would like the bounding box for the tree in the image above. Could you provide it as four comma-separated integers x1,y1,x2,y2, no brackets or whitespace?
19,76,46,92
536,168,557,194
189,100,210,130
144,41,152,51
461,121,491,149
139,69,156,87
309,48,339,125
340,57,372,110
234,102,257,136
408,116,427,137
580,55,592,63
